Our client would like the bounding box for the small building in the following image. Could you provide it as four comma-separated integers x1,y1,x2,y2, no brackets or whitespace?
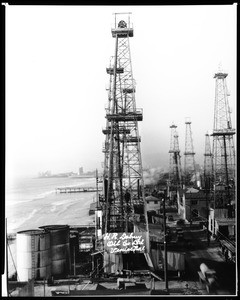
79,235,94,252
178,187,209,222
145,195,162,214
208,208,235,239
76,226,95,253
185,188,209,221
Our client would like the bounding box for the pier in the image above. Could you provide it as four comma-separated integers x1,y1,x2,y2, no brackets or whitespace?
55,186,102,193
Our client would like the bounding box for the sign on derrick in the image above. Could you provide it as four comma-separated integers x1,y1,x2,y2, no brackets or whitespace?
103,232,146,254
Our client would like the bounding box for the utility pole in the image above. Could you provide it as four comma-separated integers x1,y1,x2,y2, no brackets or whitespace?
96,169,99,207
6,219,9,297
73,246,76,276
97,258,99,277
206,186,210,246
162,194,168,292
190,191,192,225
43,278,45,297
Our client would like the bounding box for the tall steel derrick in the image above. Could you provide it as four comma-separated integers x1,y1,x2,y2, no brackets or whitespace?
102,13,145,234
169,124,182,189
184,118,196,186
211,71,235,205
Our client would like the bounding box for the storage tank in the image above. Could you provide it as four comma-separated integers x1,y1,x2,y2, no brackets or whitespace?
16,229,51,281
39,225,70,277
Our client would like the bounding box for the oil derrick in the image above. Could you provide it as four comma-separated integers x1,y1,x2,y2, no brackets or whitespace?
203,133,213,190
102,13,147,234
184,118,196,186
169,124,179,183
102,56,115,190
203,133,214,218
212,70,235,207
169,124,182,203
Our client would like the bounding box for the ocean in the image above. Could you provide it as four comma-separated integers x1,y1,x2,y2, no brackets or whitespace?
5,175,98,276
5,176,97,233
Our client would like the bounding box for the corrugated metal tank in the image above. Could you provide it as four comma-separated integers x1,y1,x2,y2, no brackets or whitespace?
16,229,51,281
39,225,70,277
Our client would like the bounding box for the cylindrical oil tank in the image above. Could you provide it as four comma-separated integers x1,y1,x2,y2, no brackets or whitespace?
16,229,51,281
39,225,70,277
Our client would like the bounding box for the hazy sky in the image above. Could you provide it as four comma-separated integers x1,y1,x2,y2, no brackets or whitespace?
5,4,236,178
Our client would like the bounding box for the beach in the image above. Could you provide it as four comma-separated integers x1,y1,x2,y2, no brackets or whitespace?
5,175,98,276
